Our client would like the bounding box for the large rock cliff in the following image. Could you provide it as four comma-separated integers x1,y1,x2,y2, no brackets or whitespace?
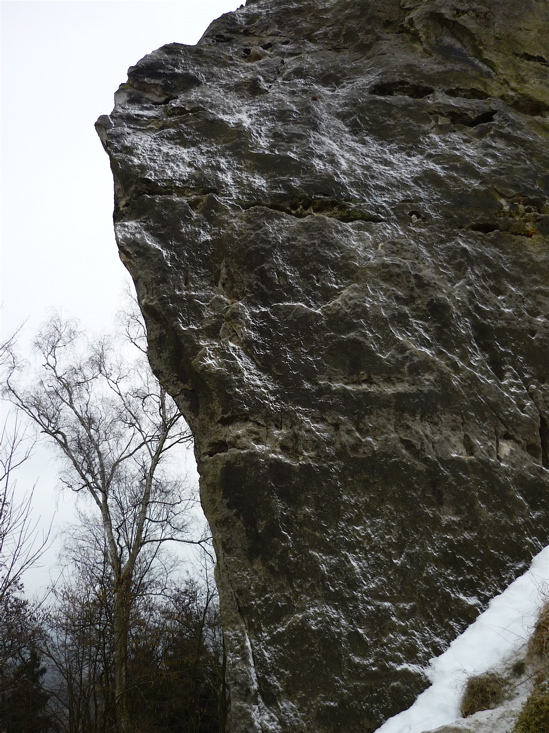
97,1,549,730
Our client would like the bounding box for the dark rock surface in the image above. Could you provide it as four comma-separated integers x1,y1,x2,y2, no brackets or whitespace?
96,1,549,730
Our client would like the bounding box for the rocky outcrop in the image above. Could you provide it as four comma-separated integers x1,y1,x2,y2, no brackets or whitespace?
96,0,549,730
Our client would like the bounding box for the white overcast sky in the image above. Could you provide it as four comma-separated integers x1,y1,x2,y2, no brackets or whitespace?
1,0,241,341
1,0,241,595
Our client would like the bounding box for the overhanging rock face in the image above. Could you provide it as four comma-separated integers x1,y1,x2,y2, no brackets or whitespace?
97,1,549,730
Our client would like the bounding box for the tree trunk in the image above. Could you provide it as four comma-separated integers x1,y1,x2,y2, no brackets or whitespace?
113,577,131,733
219,637,227,733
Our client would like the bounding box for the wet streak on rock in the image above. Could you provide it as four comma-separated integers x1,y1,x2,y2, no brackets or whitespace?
540,417,549,470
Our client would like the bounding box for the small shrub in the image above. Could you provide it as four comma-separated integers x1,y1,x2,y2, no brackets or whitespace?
511,659,526,678
460,672,507,717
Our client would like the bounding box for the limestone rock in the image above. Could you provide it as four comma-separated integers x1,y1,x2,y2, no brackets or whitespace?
97,0,549,730
424,700,525,733
425,706,524,733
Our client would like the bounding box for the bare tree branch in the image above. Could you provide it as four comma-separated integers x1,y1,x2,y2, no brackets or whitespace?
3,310,197,733
0,334,51,603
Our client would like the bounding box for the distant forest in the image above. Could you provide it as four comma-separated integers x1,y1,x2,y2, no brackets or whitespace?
1,310,225,733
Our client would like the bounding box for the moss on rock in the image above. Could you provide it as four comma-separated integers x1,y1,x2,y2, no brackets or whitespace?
514,682,549,733
513,601,549,733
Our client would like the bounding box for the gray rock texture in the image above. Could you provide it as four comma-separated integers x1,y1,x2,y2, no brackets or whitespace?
96,0,549,730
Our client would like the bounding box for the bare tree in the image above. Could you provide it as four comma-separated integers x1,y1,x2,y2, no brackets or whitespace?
42,529,223,733
0,334,49,603
4,314,201,733
42,539,116,733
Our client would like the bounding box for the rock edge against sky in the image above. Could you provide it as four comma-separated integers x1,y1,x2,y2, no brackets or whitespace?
97,0,549,730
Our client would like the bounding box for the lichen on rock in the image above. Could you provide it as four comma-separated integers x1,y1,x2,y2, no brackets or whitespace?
97,0,549,730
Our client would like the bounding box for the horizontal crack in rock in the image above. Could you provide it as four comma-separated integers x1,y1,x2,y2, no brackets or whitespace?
236,199,386,223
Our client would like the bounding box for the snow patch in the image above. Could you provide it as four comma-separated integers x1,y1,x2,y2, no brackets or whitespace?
375,546,549,733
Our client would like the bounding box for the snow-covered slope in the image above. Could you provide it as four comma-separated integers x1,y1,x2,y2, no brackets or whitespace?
377,547,549,733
